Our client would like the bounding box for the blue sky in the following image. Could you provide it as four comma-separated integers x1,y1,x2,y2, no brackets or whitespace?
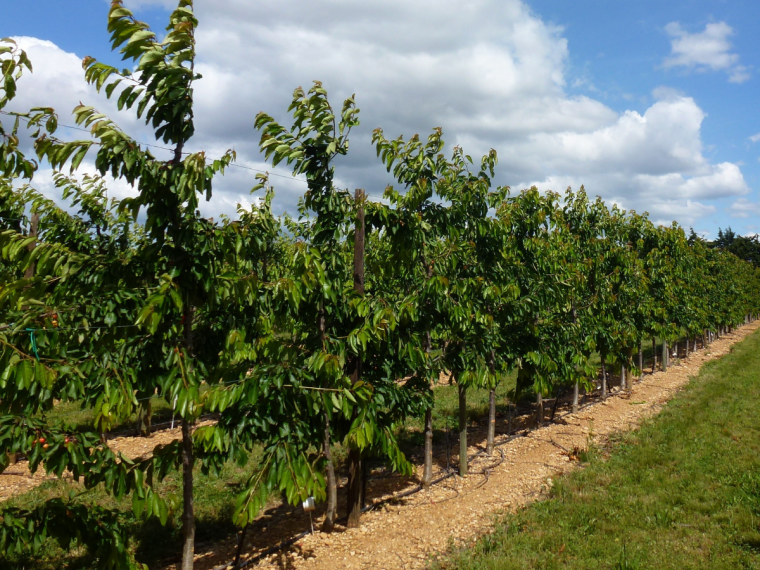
2,0,760,237
534,0,760,234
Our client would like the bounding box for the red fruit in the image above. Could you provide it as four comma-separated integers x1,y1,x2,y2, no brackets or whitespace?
38,437,46,444
64,438,70,444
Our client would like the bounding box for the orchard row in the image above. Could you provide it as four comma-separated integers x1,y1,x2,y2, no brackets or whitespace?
1,2,759,569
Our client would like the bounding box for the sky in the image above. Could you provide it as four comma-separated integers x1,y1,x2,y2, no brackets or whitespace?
2,0,760,237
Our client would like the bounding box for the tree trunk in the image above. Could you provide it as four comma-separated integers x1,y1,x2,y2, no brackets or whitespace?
361,458,368,509
572,381,579,414
346,449,362,528
536,390,544,426
662,340,668,373
13,213,40,467
685,337,689,358
486,388,496,456
346,189,366,529
136,399,152,437
317,306,336,530
422,407,433,488
652,338,657,372
458,382,468,476
601,354,607,400
180,300,196,570
638,342,643,379
180,418,195,570
550,389,560,422
621,362,626,390
422,324,434,487
322,414,337,532
485,351,496,456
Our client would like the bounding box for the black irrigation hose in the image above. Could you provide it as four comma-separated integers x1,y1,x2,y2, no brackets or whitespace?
165,337,749,569
215,432,525,569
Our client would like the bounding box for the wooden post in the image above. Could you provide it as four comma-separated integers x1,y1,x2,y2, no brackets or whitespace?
346,189,365,529
24,213,39,279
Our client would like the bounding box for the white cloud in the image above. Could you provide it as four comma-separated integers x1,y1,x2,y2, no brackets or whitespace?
728,198,760,219
749,133,760,143
510,90,747,224
663,21,750,83
4,2,749,230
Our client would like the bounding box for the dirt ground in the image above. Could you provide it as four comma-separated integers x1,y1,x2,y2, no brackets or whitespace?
196,323,759,570
1,323,756,570
0,419,215,501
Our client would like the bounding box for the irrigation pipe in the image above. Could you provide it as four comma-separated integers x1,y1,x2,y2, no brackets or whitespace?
211,346,715,570
214,433,524,570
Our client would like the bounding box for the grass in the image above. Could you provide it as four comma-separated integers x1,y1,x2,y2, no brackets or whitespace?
2,380,521,569
439,329,760,570
46,395,179,435
1,449,262,569
0,333,725,568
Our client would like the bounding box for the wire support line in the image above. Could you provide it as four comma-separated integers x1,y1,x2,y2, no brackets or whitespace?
1,324,141,333
1,111,393,198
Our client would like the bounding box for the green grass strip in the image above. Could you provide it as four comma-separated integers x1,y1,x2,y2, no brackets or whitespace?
440,330,760,570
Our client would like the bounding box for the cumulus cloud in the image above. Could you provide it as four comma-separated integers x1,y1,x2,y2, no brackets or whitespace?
6,38,155,140
663,21,750,83
4,1,750,230
508,89,747,225
728,198,760,219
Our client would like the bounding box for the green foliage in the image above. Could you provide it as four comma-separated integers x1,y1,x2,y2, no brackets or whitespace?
0,1,758,568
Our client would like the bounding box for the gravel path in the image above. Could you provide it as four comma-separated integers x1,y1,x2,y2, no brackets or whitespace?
198,323,759,570
2,324,756,570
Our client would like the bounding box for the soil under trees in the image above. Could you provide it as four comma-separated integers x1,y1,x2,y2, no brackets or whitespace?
2,324,757,569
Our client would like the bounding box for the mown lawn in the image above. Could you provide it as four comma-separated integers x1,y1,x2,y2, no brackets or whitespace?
440,330,760,570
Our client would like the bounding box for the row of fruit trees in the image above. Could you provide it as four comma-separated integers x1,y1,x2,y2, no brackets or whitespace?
1,2,759,569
